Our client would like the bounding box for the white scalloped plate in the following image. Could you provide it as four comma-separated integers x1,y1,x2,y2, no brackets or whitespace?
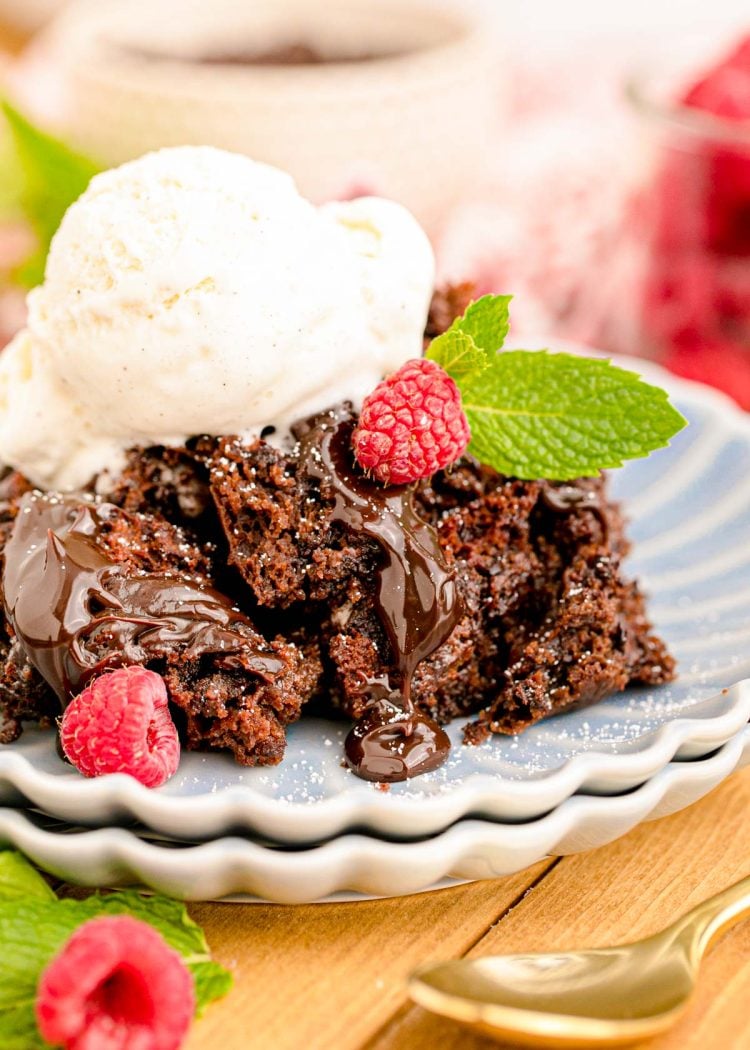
2,727,748,903
2,364,750,842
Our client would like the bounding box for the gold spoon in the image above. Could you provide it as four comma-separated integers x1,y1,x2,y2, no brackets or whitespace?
409,874,750,1047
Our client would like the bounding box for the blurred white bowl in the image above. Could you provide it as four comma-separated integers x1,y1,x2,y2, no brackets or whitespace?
0,0,68,33
24,0,498,233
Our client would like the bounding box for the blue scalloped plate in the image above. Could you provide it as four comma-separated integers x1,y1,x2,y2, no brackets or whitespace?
2,361,749,842
0,728,748,902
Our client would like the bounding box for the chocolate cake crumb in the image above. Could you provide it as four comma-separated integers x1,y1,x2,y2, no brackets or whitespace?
206,430,673,735
103,444,216,532
425,283,477,343
208,431,381,611
0,627,57,744
2,492,322,765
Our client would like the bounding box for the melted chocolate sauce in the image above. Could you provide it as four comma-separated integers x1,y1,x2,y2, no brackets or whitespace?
3,414,460,782
541,482,609,541
294,408,459,782
2,493,283,706
344,695,450,782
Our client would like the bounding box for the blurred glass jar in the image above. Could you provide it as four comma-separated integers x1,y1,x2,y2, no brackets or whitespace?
625,58,750,407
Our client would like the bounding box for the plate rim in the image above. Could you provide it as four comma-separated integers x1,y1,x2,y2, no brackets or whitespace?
3,680,750,842
1,726,747,903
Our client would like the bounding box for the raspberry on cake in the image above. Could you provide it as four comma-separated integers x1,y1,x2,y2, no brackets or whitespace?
0,146,684,785
61,667,180,787
353,358,471,485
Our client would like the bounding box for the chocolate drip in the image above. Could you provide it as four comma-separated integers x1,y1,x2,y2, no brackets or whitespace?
294,408,459,782
344,693,450,782
541,482,609,541
2,493,283,705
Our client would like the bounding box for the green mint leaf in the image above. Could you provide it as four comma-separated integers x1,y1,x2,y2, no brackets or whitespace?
426,295,512,385
94,889,213,960
193,961,235,1018
0,1003,43,1049
426,328,489,381
1,100,101,287
0,851,55,903
460,350,687,480
0,878,231,1045
449,294,512,352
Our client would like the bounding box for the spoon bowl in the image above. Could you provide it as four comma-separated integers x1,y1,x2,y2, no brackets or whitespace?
410,874,750,1046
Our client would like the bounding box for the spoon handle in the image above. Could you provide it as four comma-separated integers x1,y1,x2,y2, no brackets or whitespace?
675,874,750,958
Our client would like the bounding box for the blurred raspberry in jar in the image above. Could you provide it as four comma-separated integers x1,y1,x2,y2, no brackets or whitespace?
433,40,651,351
630,36,750,407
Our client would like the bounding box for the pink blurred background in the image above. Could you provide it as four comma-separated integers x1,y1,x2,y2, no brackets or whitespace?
0,0,748,402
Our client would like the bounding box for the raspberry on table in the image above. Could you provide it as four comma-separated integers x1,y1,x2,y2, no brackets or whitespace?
60,666,180,788
353,358,471,486
36,914,195,1050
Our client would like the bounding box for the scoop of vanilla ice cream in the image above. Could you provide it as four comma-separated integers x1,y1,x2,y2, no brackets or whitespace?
0,146,434,490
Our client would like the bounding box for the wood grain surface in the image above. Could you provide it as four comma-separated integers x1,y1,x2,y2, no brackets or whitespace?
185,767,750,1050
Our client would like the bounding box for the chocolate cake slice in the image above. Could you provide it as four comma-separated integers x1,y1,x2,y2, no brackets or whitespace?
0,420,673,772
0,283,675,780
204,407,673,753
1,492,320,765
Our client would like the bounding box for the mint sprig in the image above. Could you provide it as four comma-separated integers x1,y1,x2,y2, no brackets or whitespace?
0,850,232,1049
1,100,101,287
426,328,489,381
426,295,687,479
447,293,512,352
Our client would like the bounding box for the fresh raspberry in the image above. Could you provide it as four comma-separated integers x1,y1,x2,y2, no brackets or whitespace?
683,63,750,119
36,915,195,1050
353,358,471,486
60,666,180,788
665,335,750,410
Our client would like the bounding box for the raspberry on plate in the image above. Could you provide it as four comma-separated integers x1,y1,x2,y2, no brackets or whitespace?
60,666,180,788
36,914,195,1050
353,357,471,486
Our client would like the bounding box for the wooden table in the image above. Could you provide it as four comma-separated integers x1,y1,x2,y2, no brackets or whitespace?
183,766,750,1050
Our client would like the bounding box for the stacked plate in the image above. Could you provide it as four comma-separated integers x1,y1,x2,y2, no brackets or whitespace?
1,363,750,902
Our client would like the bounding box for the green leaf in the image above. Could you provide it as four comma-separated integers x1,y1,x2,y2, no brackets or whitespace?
460,350,687,480
0,133,24,220
0,1002,43,1050
193,961,234,1017
93,890,212,960
426,294,512,385
426,328,489,381
0,852,55,903
1,99,101,287
448,294,512,352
